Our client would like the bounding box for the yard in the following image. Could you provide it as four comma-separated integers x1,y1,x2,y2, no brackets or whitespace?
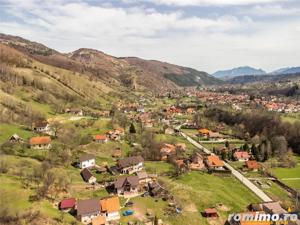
0,123,34,144
160,171,261,225
271,155,300,189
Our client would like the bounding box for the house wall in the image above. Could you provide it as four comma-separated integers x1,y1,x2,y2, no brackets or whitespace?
31,144,51,150
121,162,143,174
80,159,95,169
80,212,100,224
105,211,120,221
95,139,107,143
88,176,97,184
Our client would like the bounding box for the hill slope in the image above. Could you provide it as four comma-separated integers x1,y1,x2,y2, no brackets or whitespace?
270,67,300,75
0,33,221,92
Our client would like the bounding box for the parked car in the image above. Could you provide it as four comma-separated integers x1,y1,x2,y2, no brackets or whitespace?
125,201,134,207
123,210,134,216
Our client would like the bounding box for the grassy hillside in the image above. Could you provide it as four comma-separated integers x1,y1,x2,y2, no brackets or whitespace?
0,33,222,92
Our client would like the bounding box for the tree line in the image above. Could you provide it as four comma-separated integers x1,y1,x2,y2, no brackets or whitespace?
204,107,300,166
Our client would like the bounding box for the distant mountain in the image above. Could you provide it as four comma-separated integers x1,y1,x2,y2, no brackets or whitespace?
228,73,300,84
270,67,300,75
213,66,266,79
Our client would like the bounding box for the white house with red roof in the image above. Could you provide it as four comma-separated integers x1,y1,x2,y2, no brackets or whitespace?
234,151,251,161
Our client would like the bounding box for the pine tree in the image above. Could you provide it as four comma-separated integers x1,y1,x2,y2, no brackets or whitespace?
129,123,136,134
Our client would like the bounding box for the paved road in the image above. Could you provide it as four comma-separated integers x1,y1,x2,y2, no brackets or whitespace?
180,132,273,202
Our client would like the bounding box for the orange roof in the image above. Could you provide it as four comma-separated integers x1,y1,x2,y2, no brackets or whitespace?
198,128,210,135
115,127,124,132
164,143,175,149
92,216,106,225
207,155,224,167
204,208,218,214
100,196,120,213
94,135,107,140
246,160,260,169
29,136,51,145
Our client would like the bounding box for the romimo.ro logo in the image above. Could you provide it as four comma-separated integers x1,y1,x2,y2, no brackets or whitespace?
228,212,299,222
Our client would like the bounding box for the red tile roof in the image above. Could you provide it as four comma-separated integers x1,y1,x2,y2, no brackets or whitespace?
94,135,107,140
207,155,224,167
60,198,76,209
234,151,250,159
29,136,51,145
245,160,260,169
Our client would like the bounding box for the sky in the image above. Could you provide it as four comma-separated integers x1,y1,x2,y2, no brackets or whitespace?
0,0,300,73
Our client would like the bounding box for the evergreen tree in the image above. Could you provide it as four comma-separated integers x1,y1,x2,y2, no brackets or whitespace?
129,123,136,134
251,144,259,161
243,143,249,152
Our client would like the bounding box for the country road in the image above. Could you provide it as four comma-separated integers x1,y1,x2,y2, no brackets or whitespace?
180,132,273,202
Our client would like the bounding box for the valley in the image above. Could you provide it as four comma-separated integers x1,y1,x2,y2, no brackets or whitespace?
1,34,300,225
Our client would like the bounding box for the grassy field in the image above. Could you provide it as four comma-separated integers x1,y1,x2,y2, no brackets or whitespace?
0,123,34,144
145,161,174,175
0,174,77,224
281,113,300,123
161,171,261,225
272,155,300,189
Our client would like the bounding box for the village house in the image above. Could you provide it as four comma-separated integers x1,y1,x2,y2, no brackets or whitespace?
91,216,106,225
9,134,23,142
32,120,52,135
78,154,96,169
160,143,176,160
175,159,188,172
59,198,76,212
29,136,51,149
234,151,251,161
205,155,225,170
136,106,145,113
189,152,205,171
117,156,144,174
99,196,120,222
105,128,125,141
203,208,218,218
198,128,210,138
244,160,260,171
175,143,187,152
164,127,175,135
136,171,152,184
112,148,122,158
208,131,224,141
76,196,120,224
81,168,97,184
65,108,84,116
93,135,108,144
186,108,195,114
77,198,101,224
114,176,139,196
261,201,287,215
114,127,125,136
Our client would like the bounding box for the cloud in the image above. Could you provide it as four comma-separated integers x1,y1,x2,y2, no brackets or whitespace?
122,0,287,6
0,0,299,73
245,4,300,16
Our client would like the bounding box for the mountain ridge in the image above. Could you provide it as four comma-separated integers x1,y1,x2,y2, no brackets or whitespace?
0,33,222,91
213,66,266,79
